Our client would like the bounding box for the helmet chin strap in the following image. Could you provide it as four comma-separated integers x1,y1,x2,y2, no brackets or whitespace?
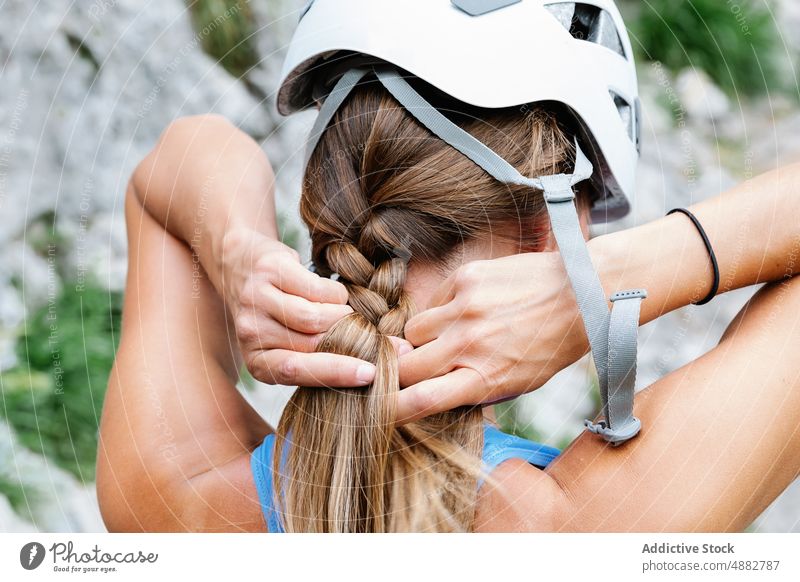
304,67,646,445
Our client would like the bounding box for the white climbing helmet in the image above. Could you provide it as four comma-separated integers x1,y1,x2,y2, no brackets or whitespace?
277,0,640,222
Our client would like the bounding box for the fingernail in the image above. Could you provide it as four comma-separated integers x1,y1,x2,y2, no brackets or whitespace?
397,343,413,356
356,363,376,384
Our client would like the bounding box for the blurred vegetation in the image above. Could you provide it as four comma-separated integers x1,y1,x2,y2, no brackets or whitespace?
0,283,122,483
625,0,782,96
0,470,38,522
496,401,544,443
186,0,260,79
278,211,303,252
497,367,601,451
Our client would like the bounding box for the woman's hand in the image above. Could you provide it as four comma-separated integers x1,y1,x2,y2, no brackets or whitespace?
396,162,800,423
396,251,589,422
128,115,378,388
220,227,377,388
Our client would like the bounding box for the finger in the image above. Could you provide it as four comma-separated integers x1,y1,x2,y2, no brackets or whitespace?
403,303,458,347
250,349,376,388
387,336,414,357
398,338,458,388
236,313,323,353
272,258,349,304
395,368,484,424
262,286,352,334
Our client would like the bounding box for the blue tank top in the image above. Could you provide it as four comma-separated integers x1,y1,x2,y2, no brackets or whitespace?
250,423,560,532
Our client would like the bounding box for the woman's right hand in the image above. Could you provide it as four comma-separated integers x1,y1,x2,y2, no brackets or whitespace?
219,228,377,387
395,251,589,422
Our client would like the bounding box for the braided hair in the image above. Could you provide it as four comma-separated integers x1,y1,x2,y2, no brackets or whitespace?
273,75,577,532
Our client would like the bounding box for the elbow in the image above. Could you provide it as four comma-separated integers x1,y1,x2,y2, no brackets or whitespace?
96,464,178,532
96,463,141,532
131,113,233,195
155,114,232,150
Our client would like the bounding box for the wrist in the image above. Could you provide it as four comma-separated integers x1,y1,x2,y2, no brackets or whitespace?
588,232,626,302
590,214,710,325
217,226,276,306
216,226,252,305
589,226,663,325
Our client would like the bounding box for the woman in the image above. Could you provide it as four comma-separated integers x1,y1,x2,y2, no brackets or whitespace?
97,1,800,532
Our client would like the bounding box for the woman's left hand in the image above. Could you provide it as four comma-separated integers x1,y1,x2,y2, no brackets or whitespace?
220,227,380,388
396,251,590,423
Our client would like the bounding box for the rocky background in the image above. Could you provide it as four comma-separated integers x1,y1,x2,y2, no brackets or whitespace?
0,0,798,532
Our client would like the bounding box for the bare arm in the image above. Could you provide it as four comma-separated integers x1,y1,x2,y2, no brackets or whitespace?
398,163,800,421
477,273,800,531
473,164,800,531
594,162,800,323
97,188,269,532
130,114,373,388
96,116,393,531
130,114,278,293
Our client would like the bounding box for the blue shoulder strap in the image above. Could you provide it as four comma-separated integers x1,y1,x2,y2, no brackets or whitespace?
250,434,284,533
481,424,560,473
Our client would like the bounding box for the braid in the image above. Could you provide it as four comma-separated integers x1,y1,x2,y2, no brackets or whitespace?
325,243,413,336
277,173,484,532
275,76,574,532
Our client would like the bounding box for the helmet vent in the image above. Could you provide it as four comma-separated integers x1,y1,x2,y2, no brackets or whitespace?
544,2,626,59
609,90,635,145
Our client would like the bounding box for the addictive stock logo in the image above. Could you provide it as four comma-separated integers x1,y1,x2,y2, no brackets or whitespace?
20,542,46,570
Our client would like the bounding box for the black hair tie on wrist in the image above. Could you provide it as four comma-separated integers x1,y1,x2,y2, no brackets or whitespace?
667,208,720,305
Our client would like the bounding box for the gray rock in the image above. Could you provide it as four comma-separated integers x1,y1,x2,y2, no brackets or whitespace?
0,281,24,372
515,357,596,446
676,68,731,122
776,0,800,51
0,0,302,532
0,496,37,533
0,421,104,532
0,0,276,276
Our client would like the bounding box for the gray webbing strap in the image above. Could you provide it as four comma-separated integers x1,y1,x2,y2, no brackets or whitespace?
585,290,646,444
375,69,589,190
303,67,645,445
303,68,370,168
538,178,611,409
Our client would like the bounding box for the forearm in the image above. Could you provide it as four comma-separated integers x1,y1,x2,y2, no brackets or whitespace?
130,114,278,294
592,162,800,323
98,191,269,531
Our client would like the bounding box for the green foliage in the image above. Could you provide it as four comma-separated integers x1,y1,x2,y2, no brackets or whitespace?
494,401,545,444
278,212,303,252
0,284,123,483
187,0,260,79
628,0,781,96
0,471,38,522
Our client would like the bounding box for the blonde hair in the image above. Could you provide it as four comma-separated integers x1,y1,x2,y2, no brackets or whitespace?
274,76,577,532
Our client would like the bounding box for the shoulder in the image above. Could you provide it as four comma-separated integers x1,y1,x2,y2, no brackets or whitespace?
474,456,568,532
475,425,567,532
178,450,268,533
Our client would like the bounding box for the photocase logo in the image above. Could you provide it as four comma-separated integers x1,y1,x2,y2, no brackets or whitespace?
19,542,46,570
